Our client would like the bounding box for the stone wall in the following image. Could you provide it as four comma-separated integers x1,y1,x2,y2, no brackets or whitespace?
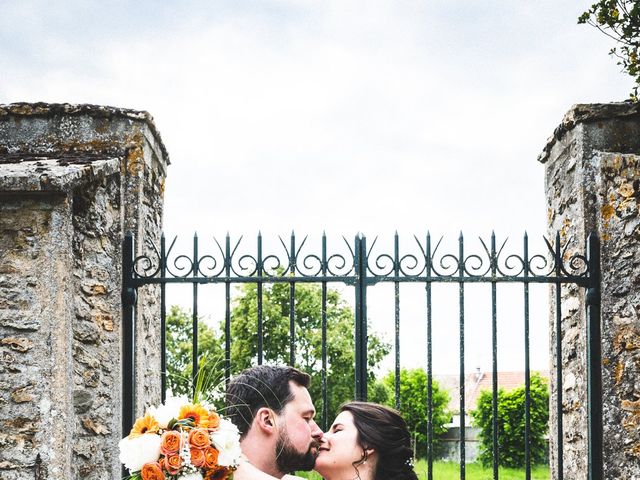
0,193,74,479
70,170,124,479
541,102,640,479
596,152,640,477
0,103,168,479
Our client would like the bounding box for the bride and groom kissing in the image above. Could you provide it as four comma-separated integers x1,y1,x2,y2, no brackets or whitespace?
226,365,418,480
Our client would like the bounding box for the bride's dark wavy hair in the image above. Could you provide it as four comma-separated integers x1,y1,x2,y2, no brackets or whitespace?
340,401,418,480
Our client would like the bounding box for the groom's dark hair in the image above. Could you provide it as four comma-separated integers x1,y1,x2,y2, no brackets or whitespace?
225,365,310,437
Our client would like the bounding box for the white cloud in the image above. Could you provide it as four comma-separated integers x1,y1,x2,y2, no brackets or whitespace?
0,0,629,373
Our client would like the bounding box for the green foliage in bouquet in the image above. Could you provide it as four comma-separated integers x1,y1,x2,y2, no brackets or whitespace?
165,305,227,406
579,1,640,101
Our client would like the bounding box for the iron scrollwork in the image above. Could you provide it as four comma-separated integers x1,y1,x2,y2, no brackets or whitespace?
130,231,591,284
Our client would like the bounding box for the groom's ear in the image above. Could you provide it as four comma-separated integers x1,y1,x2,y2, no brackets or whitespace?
255,407,277,434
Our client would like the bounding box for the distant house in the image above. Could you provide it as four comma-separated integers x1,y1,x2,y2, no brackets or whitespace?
434,369,550,462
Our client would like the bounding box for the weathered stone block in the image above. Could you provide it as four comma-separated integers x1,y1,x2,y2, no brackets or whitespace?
543,102,640,479
0,103,168,479
73,389,94,414
0,337,33,352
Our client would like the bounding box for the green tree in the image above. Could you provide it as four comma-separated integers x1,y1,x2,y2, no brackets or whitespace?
166,282,391,425
579,1,640,100
165,305,225,401
470,372,549,469
227,282,390,425
369,368,450,459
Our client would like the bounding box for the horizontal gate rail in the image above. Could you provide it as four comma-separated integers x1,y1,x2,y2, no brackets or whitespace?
122,230,602,480
127,274,589,285
127,231,591,285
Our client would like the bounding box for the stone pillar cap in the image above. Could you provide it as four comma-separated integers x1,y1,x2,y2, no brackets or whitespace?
538,101,640,164
0,153,120,192
0,102,170,165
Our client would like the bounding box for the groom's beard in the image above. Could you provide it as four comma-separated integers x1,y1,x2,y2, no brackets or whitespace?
275,429,319,473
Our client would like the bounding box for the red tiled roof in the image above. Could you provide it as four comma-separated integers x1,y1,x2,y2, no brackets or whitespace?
434,370,550,413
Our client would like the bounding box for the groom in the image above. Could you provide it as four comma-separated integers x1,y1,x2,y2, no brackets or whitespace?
225,365,324,479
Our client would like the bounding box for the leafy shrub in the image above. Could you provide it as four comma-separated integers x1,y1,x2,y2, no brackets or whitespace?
370,368,451,459
470,372,549,468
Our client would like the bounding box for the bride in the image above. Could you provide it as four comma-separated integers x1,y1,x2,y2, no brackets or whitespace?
314,402,418,480
236,401,418,480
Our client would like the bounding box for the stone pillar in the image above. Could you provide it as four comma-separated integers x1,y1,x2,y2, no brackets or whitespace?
0,103,169,479
541,102,640,479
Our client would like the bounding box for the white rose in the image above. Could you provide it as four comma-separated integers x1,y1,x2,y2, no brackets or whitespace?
118,434,162,473
178,473,204,480
210,418,242,467
147,394,188,428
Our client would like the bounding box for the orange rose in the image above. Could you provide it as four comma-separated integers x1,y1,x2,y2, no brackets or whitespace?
141,462,165,480
204,447,220,469
160,430,182,455
189,428,210,449
163,454,182,475
190,447,206,467
208,411,220,430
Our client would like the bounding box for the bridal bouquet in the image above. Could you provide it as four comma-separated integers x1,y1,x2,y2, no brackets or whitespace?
119,395,241,480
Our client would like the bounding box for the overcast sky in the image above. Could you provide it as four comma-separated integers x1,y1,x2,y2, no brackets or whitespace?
0,1,632,374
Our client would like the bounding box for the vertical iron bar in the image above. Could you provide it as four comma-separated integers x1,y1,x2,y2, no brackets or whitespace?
160,234,167,402
491,232,499,480
354,233,362,400
354,234,368,400
361,234,368,401
458,232,466,480
121,232,136,439
289,231,296,366
192,233,199,394
426,232,434,480
225,233,231,385
257,232,263,365
394,231,401,410
555,232,564,480
523,232,531,480
586,233,603,480
321,232,328,431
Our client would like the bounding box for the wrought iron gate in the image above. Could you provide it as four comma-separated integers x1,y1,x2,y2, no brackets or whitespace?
122,231,603,480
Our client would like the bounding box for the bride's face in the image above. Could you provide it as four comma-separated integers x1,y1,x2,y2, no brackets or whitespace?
314,411,368,479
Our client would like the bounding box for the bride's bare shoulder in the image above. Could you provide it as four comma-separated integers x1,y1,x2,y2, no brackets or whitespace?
233,462,279,480
232,458,308,480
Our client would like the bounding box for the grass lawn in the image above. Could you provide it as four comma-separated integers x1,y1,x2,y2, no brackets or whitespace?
296,460,549,479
